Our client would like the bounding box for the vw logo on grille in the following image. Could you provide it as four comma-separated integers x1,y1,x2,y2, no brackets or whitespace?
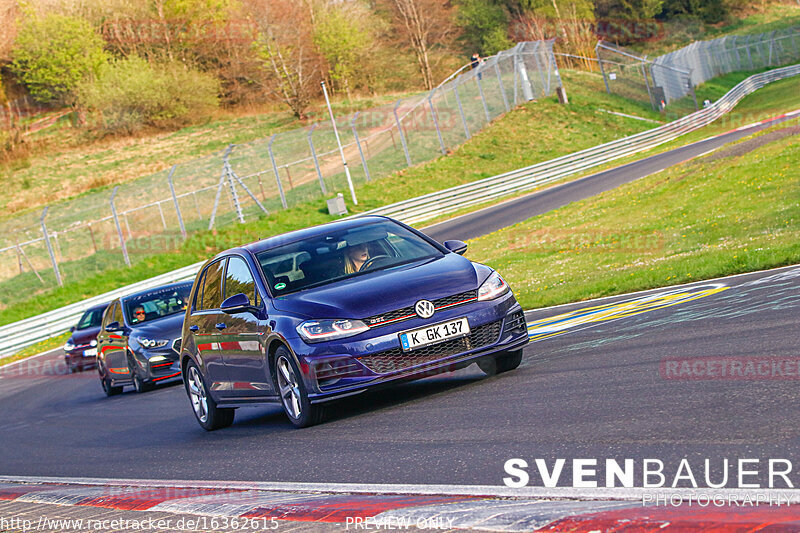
415,300,435,319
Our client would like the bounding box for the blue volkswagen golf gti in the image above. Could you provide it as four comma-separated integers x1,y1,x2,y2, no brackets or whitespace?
181,216,528,429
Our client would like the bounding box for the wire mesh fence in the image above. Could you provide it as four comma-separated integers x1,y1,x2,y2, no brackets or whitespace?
1,40,560,303
597,26,800,114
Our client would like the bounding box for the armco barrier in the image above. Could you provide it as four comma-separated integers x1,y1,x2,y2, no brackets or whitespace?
1,64,798,358
361,64,800,225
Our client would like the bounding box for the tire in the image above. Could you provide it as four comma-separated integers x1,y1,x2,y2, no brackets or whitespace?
184,360,234,431
132,371,151,393
477,349,523,376
98,364,122,397
275,346,324,428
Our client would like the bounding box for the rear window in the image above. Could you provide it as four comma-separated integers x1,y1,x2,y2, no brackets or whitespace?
255,220,441,296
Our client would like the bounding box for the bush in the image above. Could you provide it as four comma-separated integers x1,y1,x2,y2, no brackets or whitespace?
78,56,220,134
11,14,108,105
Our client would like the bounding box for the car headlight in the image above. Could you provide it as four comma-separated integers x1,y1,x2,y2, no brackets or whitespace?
136,337,169,349
90,339,97,347
64,341,75,352
297,319,369,343
478,271,510,301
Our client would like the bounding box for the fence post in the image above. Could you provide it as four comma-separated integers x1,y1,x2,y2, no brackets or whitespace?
493,54,510,112
306,124,327,194
393,99,412,167
428,89,446,155
39,207,63,285
475,73,491,123
746,35,754,69
641,57,656,110
596,43,611,95
167,164,186,240
109,188,131,268
208,145,232,230
768,30,775,65
224,147,245,224
453,84,470,140
268,134,288,209
351,112,372,182
156,201,167,230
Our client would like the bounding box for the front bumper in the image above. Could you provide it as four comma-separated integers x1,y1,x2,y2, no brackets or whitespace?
65,346,98,368
285,292,529,404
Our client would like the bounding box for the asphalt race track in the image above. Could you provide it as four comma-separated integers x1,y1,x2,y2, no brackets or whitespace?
423,111,799,242
2,264,799,487
1,117,799,488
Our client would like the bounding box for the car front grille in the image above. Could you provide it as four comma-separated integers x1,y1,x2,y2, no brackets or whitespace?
363,290,478,328
356,320,501,374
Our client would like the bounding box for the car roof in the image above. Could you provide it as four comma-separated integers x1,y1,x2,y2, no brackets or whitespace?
232,216,393,257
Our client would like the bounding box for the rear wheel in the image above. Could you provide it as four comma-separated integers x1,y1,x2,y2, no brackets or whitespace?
275,347,324,428
477,349,523,376
184,361,234,431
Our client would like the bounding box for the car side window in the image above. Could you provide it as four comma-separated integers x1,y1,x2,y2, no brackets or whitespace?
224,256,256,304
200,259,226,310
102,302,117,330
113,301,124,325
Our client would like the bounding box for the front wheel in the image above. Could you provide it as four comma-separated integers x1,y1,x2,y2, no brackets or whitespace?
477,349,523,376
98,364,122,397
275,347,324,428
132,372,152,393
184,361,234,431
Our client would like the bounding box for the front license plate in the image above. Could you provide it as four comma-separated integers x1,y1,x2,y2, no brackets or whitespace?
83,348,97,357
399,318,470,351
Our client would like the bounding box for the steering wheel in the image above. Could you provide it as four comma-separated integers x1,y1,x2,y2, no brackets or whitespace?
361,255,391,271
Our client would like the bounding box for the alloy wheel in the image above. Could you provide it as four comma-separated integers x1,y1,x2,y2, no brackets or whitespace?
277,355,302,420
187,366,208,423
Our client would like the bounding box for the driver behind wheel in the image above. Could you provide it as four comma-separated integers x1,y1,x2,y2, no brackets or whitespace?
344,242,370,274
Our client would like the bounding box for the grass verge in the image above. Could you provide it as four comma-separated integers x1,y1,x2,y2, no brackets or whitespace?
0,331,70,368
467,120,800,309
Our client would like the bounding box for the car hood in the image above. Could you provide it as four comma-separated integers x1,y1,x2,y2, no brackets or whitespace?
271,253,487,319
130,312,184,339
69,326,101,346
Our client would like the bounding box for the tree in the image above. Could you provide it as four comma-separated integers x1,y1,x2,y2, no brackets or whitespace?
455,0,513,56
383,0,457,90
312,1,374,98
0,0,20,105
249,0,324,119
11,13,108,105
595,0,664,21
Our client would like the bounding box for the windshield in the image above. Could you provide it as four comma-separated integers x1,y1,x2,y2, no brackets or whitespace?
124,283,192,325
256,220,442,296
76,307,105,330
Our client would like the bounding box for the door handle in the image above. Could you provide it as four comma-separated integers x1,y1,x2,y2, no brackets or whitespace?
215,323,227,330
189,325,199,332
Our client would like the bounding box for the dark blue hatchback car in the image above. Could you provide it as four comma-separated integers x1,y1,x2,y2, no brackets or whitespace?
180,216,528,429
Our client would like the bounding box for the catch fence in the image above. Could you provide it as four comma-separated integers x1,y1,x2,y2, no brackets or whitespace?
0,40,559,304
597,26,800,112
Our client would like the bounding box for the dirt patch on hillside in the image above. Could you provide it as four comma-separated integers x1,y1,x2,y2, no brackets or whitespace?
704,125,800,162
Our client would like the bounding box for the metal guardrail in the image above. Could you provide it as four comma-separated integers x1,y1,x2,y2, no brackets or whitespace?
1,64,798,358
0,262,204,358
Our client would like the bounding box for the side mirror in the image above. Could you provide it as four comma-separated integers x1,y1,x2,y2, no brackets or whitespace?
70,326,76,332
105,321,121,332
443,240,468,255
221,293,257,315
